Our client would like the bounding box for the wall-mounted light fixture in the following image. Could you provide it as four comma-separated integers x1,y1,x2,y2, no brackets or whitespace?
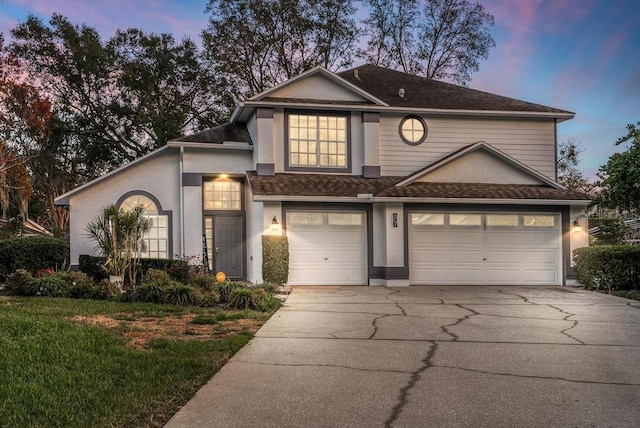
572,219,582,233
271,215,280,233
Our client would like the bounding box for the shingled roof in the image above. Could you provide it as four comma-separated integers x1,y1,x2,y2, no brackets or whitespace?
170,123,252,144
337,64,573,114
247,172,591,202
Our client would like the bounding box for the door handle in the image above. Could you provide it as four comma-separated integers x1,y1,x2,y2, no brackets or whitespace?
215,243,219,254
324,257,328,260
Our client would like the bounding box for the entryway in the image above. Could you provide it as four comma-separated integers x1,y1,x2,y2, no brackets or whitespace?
204,216,244,278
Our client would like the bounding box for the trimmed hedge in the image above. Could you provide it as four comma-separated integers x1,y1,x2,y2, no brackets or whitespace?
78,255,189,283
573,245,640,291
0,237,69,280
262,235,289,285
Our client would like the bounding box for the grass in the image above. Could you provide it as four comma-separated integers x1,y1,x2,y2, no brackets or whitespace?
0,296,274,428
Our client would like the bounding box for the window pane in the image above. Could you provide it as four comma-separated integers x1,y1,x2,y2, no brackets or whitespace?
411,213,445,225
203,180,242,210
523,215,555,227
288,212,324,225
328,213,362,226
289,113,347,168
486,214,519,227
450,214,482,226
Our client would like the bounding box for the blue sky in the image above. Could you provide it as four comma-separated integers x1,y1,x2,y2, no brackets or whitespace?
1,0,638,179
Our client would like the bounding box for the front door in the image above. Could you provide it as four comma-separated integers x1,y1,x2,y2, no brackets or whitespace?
204,216,244,279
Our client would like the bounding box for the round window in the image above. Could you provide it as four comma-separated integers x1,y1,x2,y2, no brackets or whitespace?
399,115,427,145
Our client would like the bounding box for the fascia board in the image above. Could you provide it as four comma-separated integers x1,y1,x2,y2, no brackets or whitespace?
54,146,171,206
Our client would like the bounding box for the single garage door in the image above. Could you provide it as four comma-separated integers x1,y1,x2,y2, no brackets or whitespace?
287,211,366,285
410,212,561,285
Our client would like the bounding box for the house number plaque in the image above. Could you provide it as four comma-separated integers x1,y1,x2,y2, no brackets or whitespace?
393,213,398,227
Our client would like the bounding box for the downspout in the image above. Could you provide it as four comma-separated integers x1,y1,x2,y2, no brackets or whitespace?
179,146,185,257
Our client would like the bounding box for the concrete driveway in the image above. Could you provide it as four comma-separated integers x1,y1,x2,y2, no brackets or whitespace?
166,286,640,427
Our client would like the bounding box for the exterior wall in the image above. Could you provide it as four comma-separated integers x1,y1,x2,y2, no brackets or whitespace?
268,74,368,102
379,115,557,179
68,150,180,266
182,148,253,174
419,150,543,185
182,186,203,259
569,205,589,267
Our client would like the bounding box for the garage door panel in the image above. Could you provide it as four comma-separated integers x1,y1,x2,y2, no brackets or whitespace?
411,230,446,245
449,269,483,282
449,250,484,263
411,249,446,263
485,251,521,263
520,250,557,264
525,231,558,246
523,269,557,283
486,232,520,246
449,231,483,245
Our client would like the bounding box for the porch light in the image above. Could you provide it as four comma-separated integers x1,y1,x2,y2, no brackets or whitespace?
218,173,229,179
271,215,280,232
572,219,582,233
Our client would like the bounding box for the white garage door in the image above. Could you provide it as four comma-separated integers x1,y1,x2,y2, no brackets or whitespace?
287,211,366,285
410,212,561,285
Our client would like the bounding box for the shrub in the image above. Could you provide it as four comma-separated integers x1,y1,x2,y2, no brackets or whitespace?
129,282,166,303
30,274,69,297
0,237,69,281
78,255,109,282
214,281,247,303
593,217,630,245
573,245,640,291
145,269,172,285
61,271,104,300
189,274,218,290
79,255,189,283
228,288,268,311
163,284,201,306
97,279,122,299
5,269,35,296
262,235,289,285
199,290,221,307
259,293,281,312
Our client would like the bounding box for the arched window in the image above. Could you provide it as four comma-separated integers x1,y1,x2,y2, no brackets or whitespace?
120,194,169,259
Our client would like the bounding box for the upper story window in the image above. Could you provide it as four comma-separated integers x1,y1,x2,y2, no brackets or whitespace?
204,179,241,210
400,115,427,145
120,194,169,259
287,113,349,170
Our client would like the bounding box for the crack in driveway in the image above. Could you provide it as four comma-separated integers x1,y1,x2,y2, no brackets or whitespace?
548,304,585,345
434,364,640,386
441,305,479,341
385,341,438,428
234,360,414,375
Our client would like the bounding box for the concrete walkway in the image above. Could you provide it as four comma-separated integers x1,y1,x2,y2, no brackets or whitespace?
166,286,640,427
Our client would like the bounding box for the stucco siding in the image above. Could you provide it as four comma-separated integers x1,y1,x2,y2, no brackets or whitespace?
379,115,557,178
182,148,253,174
68,151,180,266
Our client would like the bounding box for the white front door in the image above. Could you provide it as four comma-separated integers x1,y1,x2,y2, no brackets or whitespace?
409,212,561,285
287,211,367,285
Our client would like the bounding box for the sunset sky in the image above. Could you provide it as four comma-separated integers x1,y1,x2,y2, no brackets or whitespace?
1,0,638,179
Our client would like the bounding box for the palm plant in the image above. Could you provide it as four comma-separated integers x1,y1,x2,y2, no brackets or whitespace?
85,204,150,287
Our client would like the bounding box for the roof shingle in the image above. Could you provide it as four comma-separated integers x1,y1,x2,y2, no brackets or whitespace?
337,65,573,114
170,123,252,144
247,172,591,201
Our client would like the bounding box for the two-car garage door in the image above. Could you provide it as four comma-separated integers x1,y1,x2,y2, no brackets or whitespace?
409,212,561,285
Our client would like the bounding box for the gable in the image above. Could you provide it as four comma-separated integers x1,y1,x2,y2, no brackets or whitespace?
264,73,372,103
396,142,561,189
417,149,544,185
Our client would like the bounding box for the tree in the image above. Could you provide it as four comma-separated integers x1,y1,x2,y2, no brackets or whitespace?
10,14,226,172
556,138,593,193
362,0,495,85
592,121,640,214
202,0,358,99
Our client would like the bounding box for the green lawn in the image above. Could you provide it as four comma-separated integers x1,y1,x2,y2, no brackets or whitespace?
0,297,271,427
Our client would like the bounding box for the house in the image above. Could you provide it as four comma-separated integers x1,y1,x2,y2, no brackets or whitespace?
55,64,590,286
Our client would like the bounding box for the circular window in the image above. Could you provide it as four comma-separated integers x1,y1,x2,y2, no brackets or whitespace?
399,115,427,145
